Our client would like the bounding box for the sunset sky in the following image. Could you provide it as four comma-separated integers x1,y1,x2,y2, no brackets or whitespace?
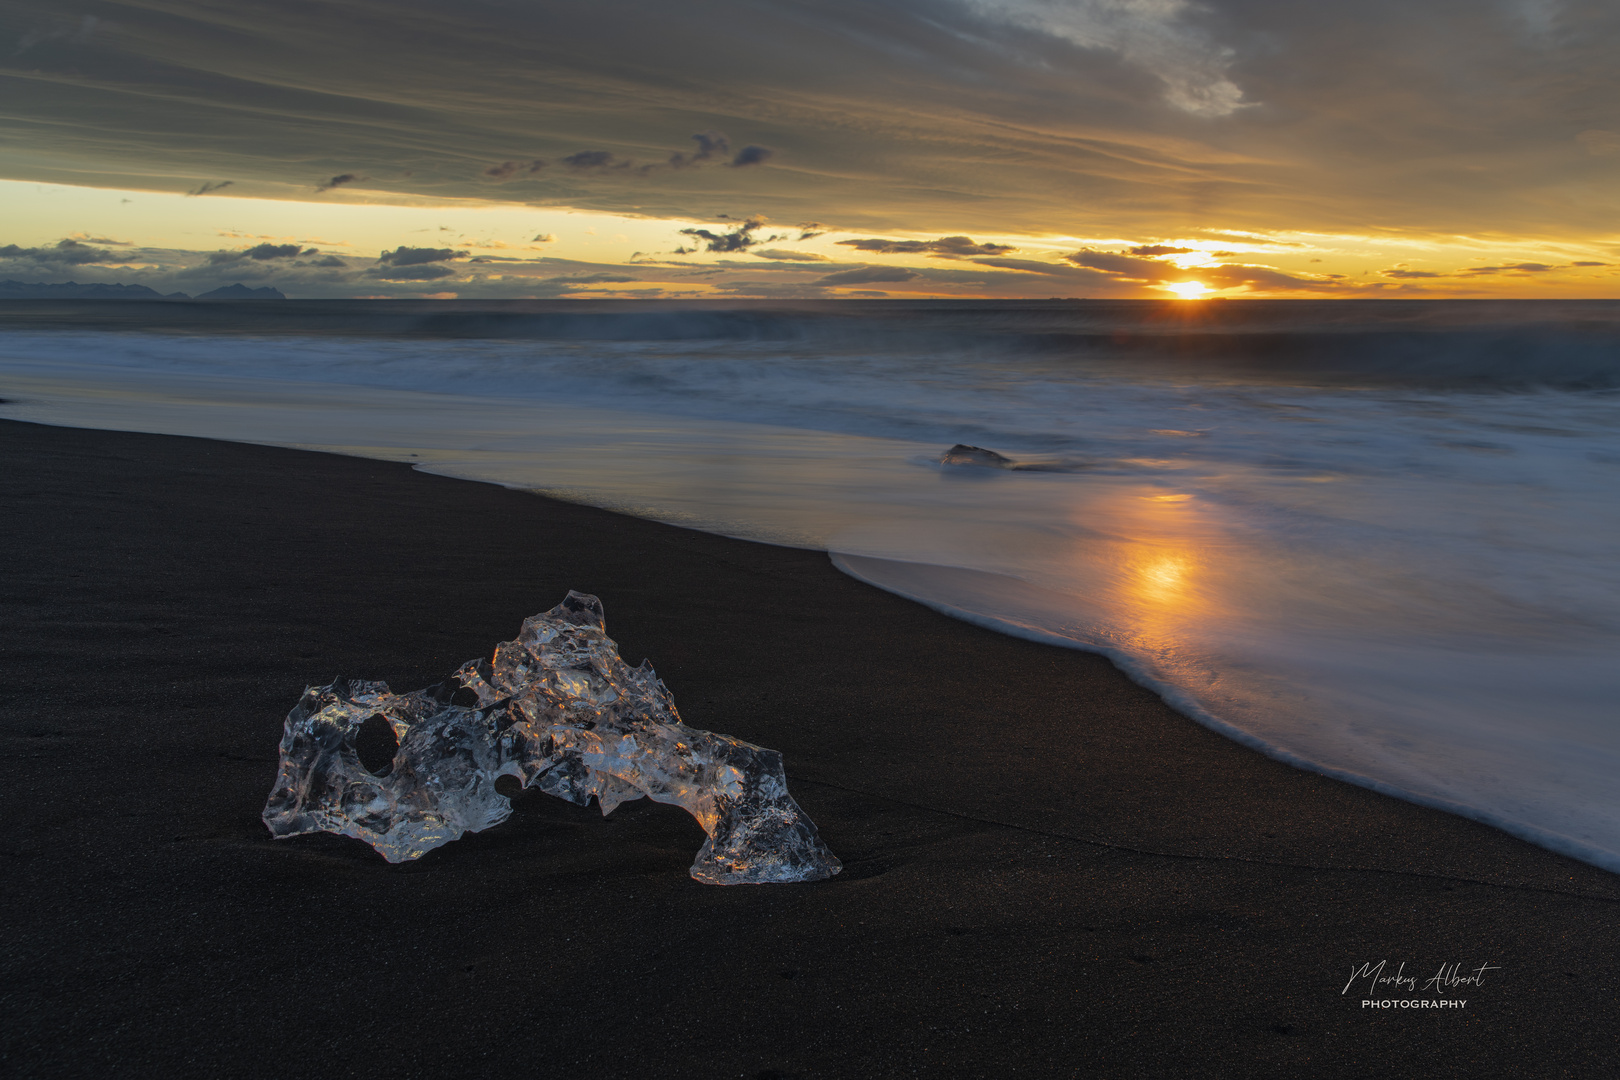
3,0,1617,299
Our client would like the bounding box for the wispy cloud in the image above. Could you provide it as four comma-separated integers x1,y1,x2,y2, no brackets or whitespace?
559,133,775,176
663,131,730,170
13,13,102,57
818,265,919,285
368,264,458,280
751,249,831,262
1461,262,1556,275
964,0,1248,116
837,235,1017,257
563,151,631,171
315,173,362,192
1128,245,1197,256
484,160,546,181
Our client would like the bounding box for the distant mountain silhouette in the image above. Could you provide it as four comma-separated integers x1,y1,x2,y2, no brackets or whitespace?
196,283,286,300
0,280,190,300
0,280,289,300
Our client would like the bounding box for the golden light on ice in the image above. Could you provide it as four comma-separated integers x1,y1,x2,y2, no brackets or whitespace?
1166,282,1210,299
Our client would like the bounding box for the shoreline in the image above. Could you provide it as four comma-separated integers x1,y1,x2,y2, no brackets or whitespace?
832,553,1620,880
3,418,1616,1075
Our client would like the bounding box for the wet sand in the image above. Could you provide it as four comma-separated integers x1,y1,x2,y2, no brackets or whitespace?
2,417,1616,1078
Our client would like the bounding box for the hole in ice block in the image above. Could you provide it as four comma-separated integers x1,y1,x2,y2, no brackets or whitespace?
353,714,399,776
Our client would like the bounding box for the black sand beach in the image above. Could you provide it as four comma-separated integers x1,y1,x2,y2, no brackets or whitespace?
3,417,1617,1078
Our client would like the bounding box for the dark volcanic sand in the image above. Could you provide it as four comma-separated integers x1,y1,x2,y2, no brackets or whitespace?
2,418,1616,1078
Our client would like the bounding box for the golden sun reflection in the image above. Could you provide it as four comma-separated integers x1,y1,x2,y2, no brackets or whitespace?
1114,490,1202,612
1132,553,1192,606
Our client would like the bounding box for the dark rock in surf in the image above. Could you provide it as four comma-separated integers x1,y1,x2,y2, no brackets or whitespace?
940,444,1015,468
938,443,1091,473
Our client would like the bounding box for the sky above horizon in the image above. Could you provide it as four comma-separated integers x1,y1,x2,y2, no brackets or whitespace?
3,0,1618,300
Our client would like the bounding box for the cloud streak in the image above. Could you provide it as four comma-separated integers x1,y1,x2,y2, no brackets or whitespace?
838,235,1018,257
964,0,1248,116
376,246,466,266
315,174,362,192
818,266,920,285
0,238,114,265
484,160,546,181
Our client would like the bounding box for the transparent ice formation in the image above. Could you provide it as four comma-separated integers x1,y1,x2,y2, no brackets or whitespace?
262,592,841,884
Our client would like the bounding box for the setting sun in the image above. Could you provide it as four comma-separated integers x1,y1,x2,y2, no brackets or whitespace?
1166,281,1210,299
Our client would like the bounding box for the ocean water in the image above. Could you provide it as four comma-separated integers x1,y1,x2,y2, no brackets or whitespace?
4,299,1619,871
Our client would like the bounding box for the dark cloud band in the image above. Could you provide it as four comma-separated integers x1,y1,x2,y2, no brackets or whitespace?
3,0,1613,242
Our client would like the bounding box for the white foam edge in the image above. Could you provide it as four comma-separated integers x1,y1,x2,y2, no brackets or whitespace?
829,551,1620,877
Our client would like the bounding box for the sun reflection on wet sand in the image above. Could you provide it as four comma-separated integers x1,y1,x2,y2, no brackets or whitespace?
1051,488,1218,658
1118,492,1204,609
1132,552,1192,606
